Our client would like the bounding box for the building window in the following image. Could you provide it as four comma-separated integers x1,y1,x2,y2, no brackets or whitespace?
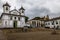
22,10,24,13
6,7,8,10
48,23,50,25
56,21,58,24
52,22,54,25
18,17,20,21
52,21,54,25
45,23,47,25
14,17,16,20
10,16,12,20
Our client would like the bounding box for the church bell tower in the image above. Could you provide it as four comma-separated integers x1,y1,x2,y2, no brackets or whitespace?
19,6,25,15
3,2,10,13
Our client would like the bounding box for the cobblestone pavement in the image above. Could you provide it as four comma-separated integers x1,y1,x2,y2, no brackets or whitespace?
0,30,7,40
7,31,60,40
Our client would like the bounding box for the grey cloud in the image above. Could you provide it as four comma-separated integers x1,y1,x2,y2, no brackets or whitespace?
25,7,51,19
0,0,3,9
0,0,60,19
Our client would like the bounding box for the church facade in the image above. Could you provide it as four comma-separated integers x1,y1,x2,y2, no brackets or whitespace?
0,3,26,28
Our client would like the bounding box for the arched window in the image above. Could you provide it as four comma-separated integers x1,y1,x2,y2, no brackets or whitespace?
18,17,20,21
10,16,12,20
14,17,16,20
22,10,24,13
6,7,8,10
56,21,58,24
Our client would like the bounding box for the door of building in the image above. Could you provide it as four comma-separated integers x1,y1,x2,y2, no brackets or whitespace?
13,21,17,28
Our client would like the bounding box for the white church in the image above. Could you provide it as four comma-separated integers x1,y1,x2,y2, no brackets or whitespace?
0,2,26,28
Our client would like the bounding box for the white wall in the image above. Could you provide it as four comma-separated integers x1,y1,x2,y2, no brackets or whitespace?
1,15,10,28
20,17,25,27
45,19,60,29
17,21,20,27
2,15,10,20
9,20,13,28
45,21,54,28
3,6,10,13
1,7,25,28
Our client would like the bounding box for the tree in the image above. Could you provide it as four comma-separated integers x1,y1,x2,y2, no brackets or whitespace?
25,16,29,23
33,17,40,20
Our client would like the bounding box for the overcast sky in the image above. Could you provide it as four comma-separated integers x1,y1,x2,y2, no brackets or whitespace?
0,0,60,19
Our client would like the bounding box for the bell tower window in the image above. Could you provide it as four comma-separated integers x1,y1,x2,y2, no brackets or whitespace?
6,7,8,10
22,10,24,13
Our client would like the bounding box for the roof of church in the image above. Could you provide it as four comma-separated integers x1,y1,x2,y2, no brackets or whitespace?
10,9,21,15
3,2,10,7
10,9,19,12
0,13,26,19
19,6,25,10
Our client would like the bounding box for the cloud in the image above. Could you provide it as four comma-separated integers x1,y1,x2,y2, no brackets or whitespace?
25,7,51,19
0,0,60,19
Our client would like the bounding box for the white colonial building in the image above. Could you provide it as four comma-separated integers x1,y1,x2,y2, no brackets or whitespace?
45,17,60,29
28,15,49,28
0,3,26,28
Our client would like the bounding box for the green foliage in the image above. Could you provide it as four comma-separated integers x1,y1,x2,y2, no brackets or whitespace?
33,17,40,20
35,17,40,19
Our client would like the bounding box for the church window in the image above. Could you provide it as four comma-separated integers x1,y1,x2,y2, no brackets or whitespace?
14,17,16,20
22,10,24,13
18,17,20,21
6,7,8,10
10,16,12,20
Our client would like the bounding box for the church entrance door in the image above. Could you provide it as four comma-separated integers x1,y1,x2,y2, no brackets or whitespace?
13,21,17,28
